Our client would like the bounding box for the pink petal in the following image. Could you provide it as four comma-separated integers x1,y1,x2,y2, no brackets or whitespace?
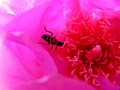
0,0,51,15
0,12,14,29
3,2,50,44
0,0,32,15
2,0,71,69
108,13,120,39
95,77,120,90
0,39,57,89
80,0,120,16
0,0,47,15
0,1,59,89
9,0,34,15
12,75,95,90
39,0,67,32
34,0,51,7
3,0,67,46
90,0,120,11
116,73,120,86
2,1,67,73
3,0,80,46
49,51,68,75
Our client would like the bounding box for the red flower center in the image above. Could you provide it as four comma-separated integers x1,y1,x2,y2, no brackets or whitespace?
59,16,120,86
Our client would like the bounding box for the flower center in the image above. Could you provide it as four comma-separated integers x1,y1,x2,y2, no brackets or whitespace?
59,17,120,86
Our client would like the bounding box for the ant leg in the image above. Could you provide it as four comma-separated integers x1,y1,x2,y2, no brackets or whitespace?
48,44,53,50
54,45,58,51
44,26,53,36
38,42,50,45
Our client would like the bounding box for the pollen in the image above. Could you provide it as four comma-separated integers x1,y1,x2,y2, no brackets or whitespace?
59,17,120,87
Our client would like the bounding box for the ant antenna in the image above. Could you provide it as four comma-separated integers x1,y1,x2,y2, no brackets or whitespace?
44,25,53,36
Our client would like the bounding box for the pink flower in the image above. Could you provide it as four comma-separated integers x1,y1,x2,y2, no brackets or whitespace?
0,0,120,90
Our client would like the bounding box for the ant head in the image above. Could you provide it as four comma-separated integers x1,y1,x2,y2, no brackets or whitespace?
41,34,49,39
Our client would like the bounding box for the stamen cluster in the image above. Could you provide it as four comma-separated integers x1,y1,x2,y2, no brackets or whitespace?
59,17,120,86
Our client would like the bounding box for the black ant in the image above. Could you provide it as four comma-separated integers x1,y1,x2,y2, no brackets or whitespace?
39,26,64,51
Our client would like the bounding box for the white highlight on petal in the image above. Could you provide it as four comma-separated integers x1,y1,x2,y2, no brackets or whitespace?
0,0,15,15
38,76,50,83
91,9,103,19
0,0,7,4
12,31,23,36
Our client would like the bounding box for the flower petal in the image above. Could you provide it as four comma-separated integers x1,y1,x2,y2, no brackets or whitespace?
80,0,120,17
95,77,120,90
0,0,51,15
108,13,120,39
0,39,57,89
34,0,50,7
39,0,66,32
0,12,14,29
116,73,120,86
0,0,32,15
13,75,95,90
3,0,81,45
3,2,50,44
